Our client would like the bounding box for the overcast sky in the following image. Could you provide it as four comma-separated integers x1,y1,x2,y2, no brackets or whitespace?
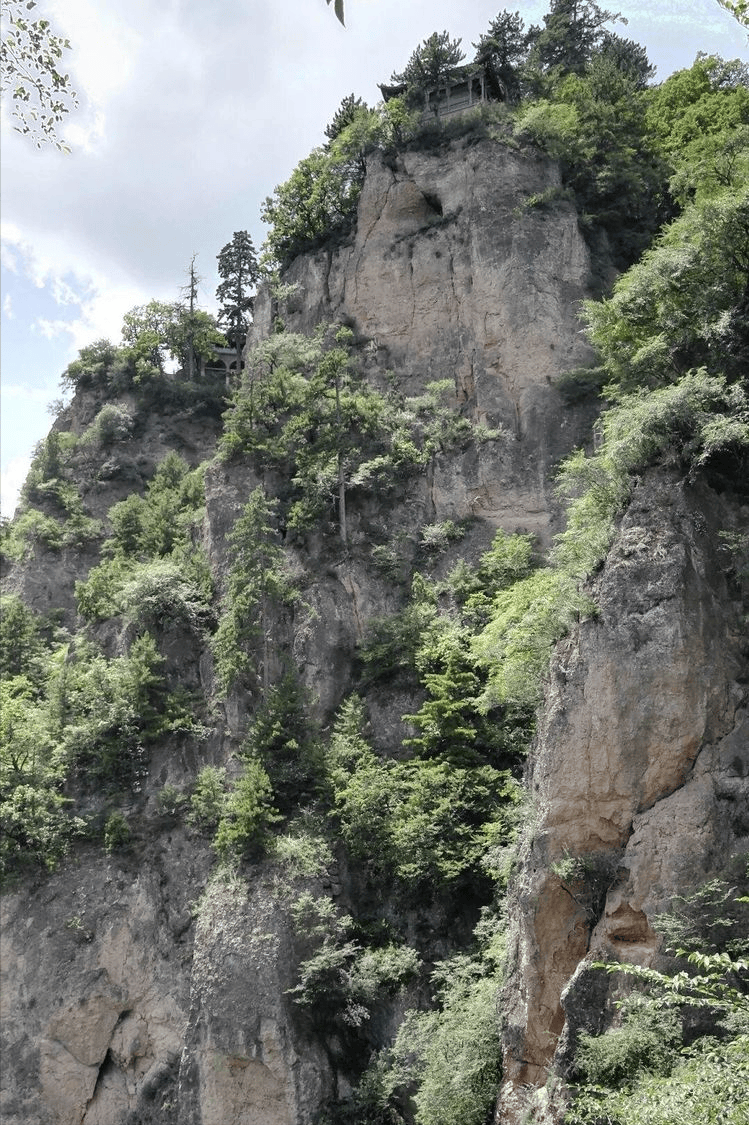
1,0,746,515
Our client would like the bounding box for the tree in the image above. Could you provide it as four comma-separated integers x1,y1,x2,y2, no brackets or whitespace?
120,300,224,380
596,32,655,89
0,0,78,149
473,11,529,103
324,93,367,144
390,31,466,97
584,189,749,390
211,487,291,693
261,146,359,270
216,231,259,361
526,0,621,83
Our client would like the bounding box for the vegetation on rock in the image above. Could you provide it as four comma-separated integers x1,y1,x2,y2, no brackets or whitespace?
2,6,748,1122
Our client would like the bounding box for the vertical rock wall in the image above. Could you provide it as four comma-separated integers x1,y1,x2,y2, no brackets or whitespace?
1,134,639,1125
497,472,749,1122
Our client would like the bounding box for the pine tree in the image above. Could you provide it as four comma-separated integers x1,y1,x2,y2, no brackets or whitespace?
390,31,465,96
216,231,259,362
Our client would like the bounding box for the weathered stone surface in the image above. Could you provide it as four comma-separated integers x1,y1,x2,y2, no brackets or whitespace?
177,875,331,1125
252,138,599,546
498,472,749,1121
6,129,745,1125
0,841,202,1125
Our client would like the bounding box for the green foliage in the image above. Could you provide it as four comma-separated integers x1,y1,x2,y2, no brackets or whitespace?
260,103,419,270
271,825,333,882
525,0,623,82
243,672,323,813
211,487,293,694
120,300,226,379
570,1034,749,1125
551,849,622,923
1,0,78,150
103,811,131,853
61,338,120,392
186,766,228,833
0,673,83,881
653,879,749,959
76,453,211,625
574,997,682,1089
389,30,466,97
117,559,212,631
213,759,281,860
585,190,749,390
261,145,363,271
48,633,197,789
473,10,529,104
221,332,480,551
473,569,593,707
568,883,749,1125
79,403,134,448
418,519,465,555
327,696,520,890
324,93,369,144
216,230,259,353
646,55,749,205
397,975,500,1125
473,367,748,714
717,0,749,27
288,891,420,1033
515,47,663,264
359,917,506,1125
0,595,44,678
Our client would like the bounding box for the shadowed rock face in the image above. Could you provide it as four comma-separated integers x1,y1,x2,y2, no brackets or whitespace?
498,472,749,1121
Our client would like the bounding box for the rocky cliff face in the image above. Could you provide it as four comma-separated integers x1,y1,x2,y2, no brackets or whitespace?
253,140,599,545
2,133,746,1125
498,470,749,1122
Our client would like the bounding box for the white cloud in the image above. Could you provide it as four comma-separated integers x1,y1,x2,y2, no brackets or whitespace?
1,455,32,518
3,293,12,319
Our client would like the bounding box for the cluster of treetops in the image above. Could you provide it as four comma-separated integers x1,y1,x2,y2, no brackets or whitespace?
59,0,748,399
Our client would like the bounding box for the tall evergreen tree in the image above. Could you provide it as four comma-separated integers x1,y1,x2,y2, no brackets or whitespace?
324,93,367,144
527,0,619,79
390,31,465,97
473,11,529,103
216,231,259,360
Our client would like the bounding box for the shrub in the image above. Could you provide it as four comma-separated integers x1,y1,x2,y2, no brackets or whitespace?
327,697,520,890
80,404,134,447
211,488,293,694
244,672,323,812
473,569,593,707
103,811,131,852
187,766,229,833
271,827,333,881
569,1035,749,1125
213,760,281,860
289,925,420,1031
388,954,502,1125
117,559,212,631
0,595,43,678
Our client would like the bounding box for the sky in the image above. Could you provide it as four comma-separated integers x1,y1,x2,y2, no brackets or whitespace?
1,0,746,516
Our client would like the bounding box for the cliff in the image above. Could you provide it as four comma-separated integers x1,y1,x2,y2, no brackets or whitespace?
1,133,747,1125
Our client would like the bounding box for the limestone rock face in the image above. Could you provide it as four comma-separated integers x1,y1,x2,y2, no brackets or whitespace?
0,838,203,1125
498,472,749,1121
253,138,598,545
177,877,330,1125
6,129,745,1125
